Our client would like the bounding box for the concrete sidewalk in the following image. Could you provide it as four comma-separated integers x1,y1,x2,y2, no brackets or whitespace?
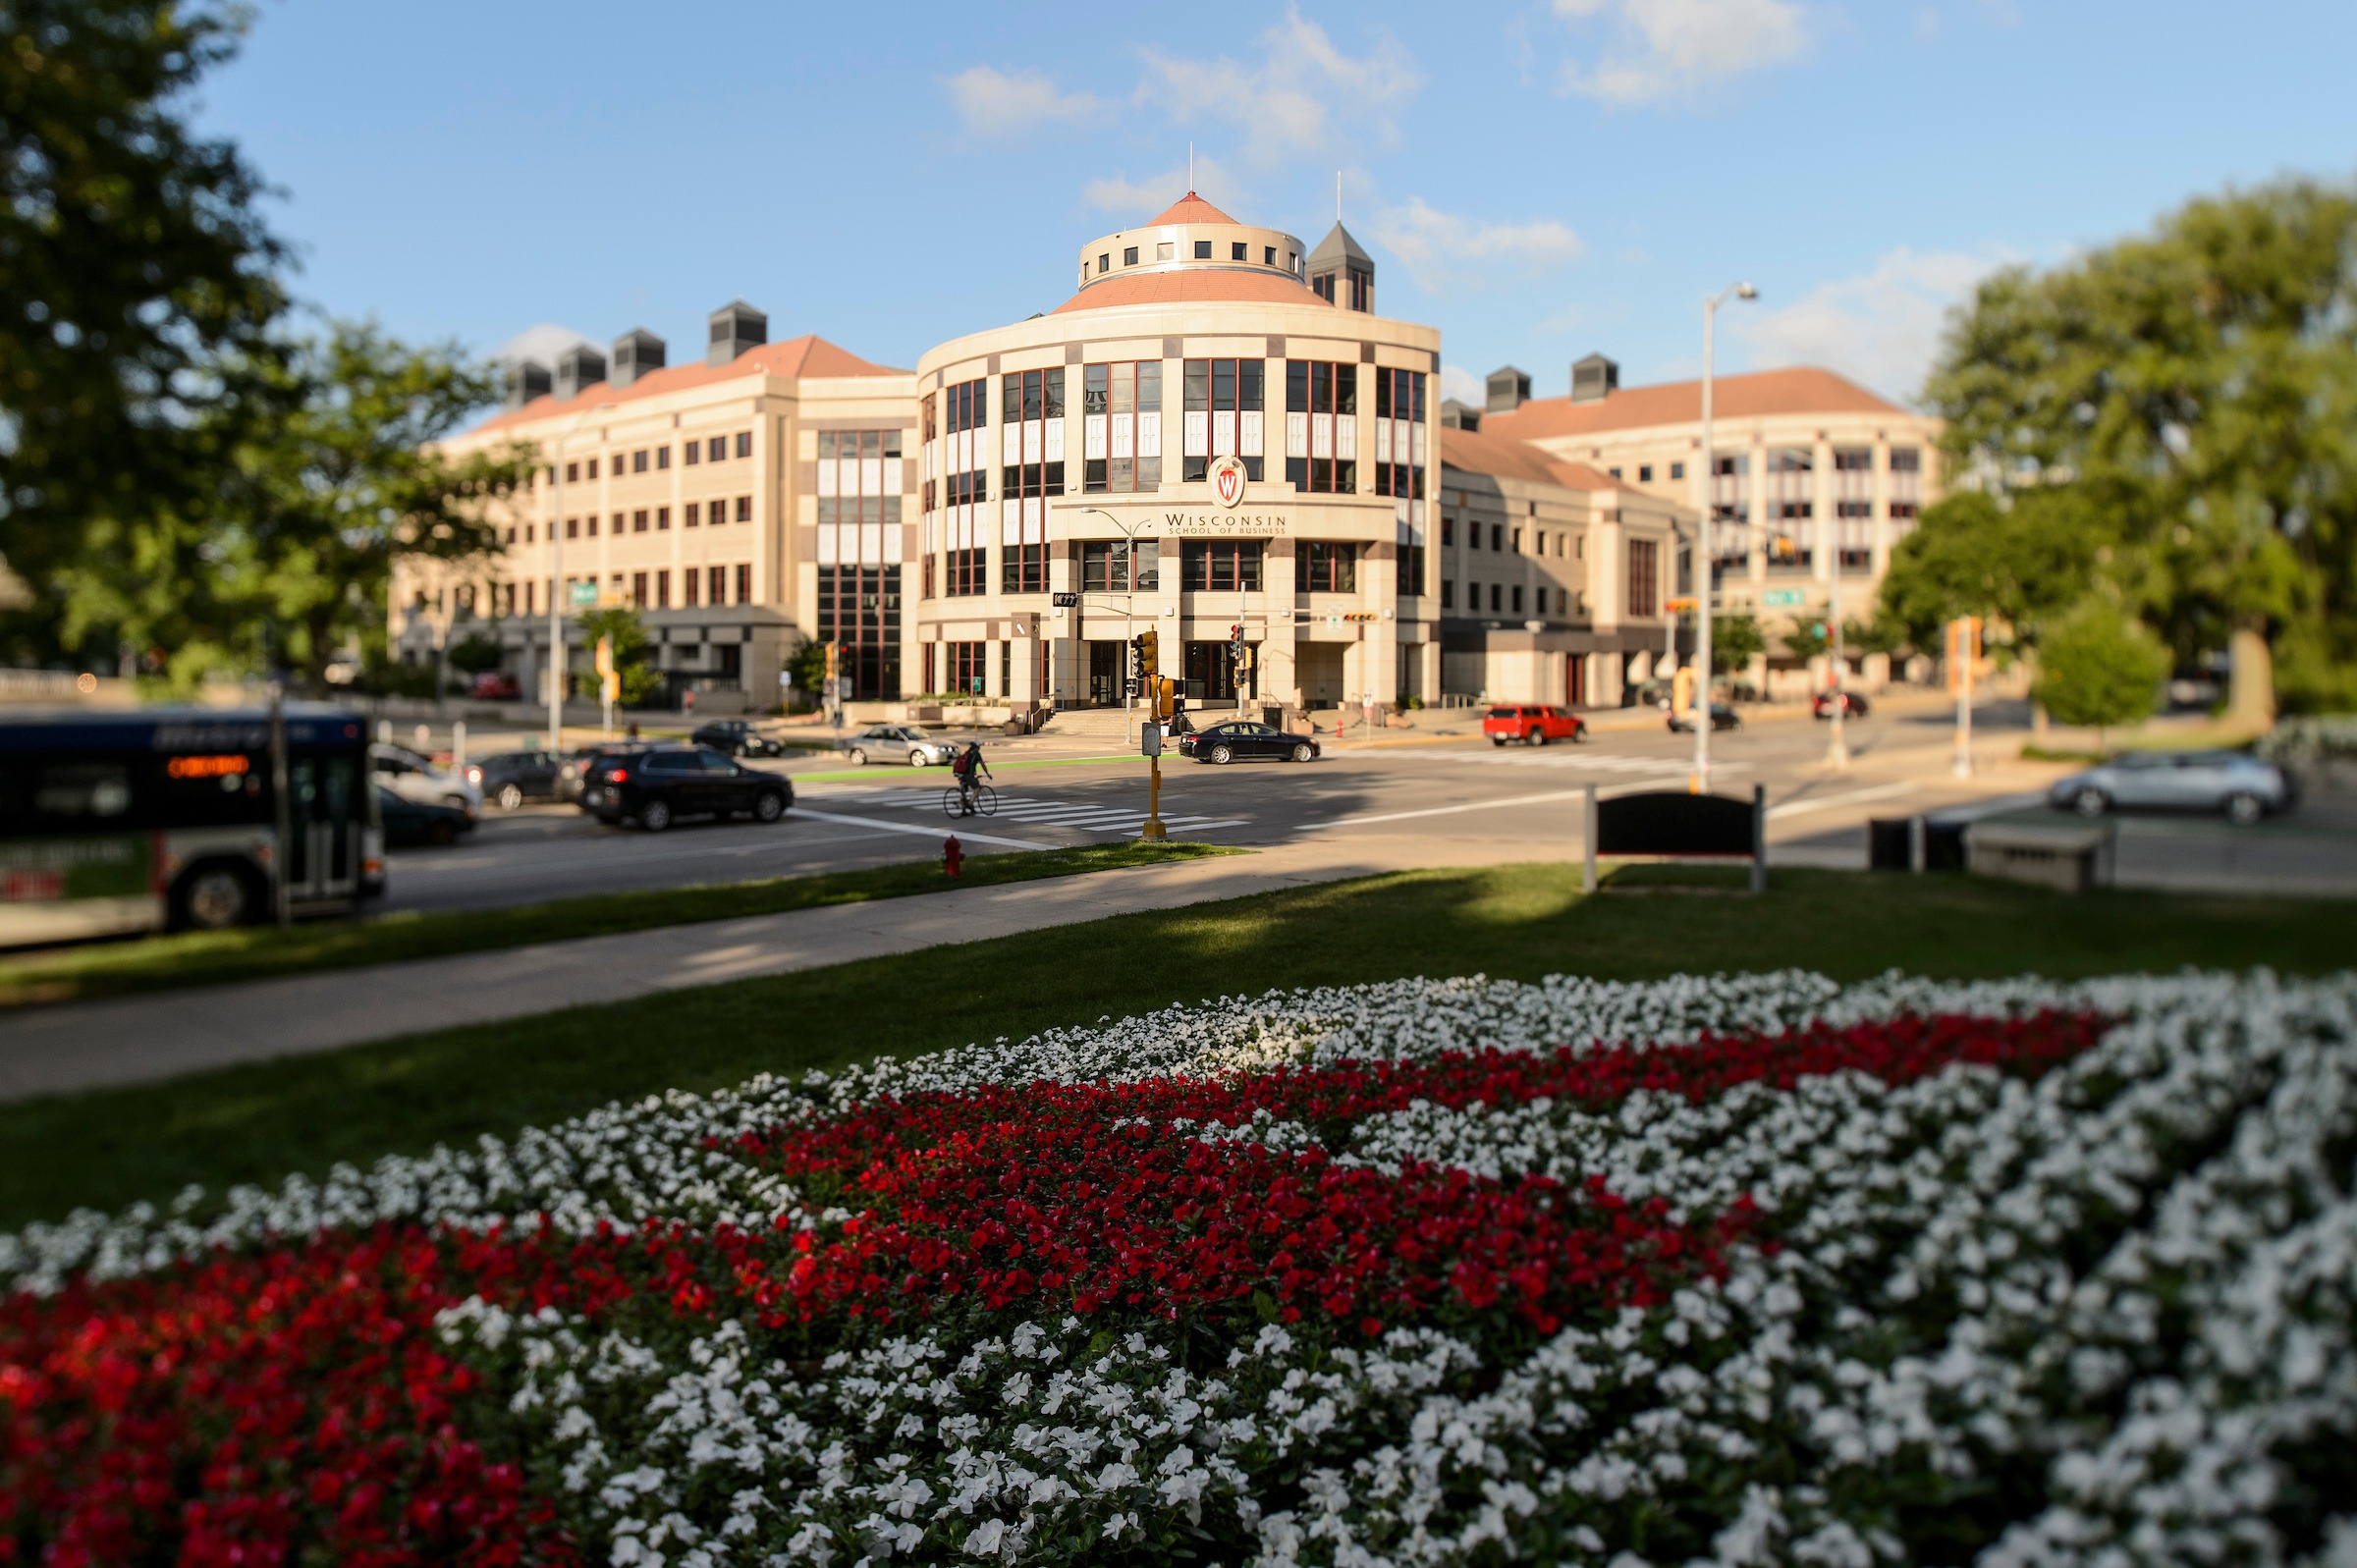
0,843,1417,1104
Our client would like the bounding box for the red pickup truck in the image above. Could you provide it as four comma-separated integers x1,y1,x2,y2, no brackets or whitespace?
1483,704,1587,746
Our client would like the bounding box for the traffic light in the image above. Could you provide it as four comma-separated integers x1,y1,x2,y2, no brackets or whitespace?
1154,676,1180,721
1132,628,1159,679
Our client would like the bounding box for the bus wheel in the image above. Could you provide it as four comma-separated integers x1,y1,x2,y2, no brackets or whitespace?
174,863,256,931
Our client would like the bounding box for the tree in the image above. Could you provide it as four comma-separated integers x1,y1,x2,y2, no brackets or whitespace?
1877,489,2102,654
1781,619,1830,663
786,634,830,699
445,632,504,675
1,0,290,599
1926,177,2357,717
1710,613,1765,675
574,606,665,707
2032,601,2168,747
56,322,527,688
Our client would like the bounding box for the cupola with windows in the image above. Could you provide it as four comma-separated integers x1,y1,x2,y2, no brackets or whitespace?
1306,221,1375,312
1065,191,1317,309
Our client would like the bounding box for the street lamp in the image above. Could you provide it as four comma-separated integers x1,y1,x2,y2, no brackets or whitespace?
544,401,613,750
1691,282,1757,796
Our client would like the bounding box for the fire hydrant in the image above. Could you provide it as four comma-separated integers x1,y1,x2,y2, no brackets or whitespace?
943,835,963,878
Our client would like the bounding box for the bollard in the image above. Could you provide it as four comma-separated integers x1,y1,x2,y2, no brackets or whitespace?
943,835,963,878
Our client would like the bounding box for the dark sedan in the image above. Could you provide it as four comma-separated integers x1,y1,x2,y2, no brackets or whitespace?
1177,721,1320,765
375,785,474,847
690,720,789,758
581,746,795,831
1811,689,1871,719
1667,702,1742,733
466,749,563,810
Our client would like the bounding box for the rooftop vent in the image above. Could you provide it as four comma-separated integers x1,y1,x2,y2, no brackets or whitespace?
503,358,552,409
553,344,607,401
1571,352,1619,404
707,300,767,366
611,328,667,389
1485,365,1531,414
1440,398,1482,433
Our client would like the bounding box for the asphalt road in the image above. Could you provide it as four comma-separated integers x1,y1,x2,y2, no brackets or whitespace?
379,708,2057,915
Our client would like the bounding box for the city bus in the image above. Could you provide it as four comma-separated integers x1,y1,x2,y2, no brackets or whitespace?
0,707,382,946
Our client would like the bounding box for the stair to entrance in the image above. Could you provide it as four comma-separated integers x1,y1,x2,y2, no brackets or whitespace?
1038,708,1137,742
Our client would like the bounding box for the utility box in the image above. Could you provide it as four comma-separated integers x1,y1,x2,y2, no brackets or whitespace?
1964,820,2115,893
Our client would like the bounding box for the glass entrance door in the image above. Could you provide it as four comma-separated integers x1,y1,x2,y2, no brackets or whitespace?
1088,641,1124,707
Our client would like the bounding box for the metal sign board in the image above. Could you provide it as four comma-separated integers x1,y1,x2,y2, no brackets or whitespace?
569,580,597,609
1051,592,1079,608
1762,588,1805,608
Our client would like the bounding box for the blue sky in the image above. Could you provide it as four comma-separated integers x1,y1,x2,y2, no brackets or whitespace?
196,0,2357,410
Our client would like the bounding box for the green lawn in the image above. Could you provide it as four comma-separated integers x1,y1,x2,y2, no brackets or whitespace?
0,839,1230,1008
4,863,2351,1232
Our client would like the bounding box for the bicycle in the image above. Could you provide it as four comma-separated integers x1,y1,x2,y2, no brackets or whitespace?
940,783,998,818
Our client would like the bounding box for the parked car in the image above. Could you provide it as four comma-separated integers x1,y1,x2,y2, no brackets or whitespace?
1177,721,1321,765
2048,750,2294,825
1811,689,1871,719
374,784,474,847
690,719,789,758
1666,703,1742,734
1482,704,1587,746
557,743,637,803
581,746,795,831
844,724,957,767
369,743,482,817
469,671,521,700
466,749,562,810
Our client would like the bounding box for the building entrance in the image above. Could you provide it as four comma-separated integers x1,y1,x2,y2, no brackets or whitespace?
1087,640,1124,707
1296,642,1345,708
1567,652,1586,707
1183,640,1248,703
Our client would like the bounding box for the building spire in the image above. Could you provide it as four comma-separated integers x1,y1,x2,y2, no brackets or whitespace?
1337,170,1343,222
1188,141,1194,193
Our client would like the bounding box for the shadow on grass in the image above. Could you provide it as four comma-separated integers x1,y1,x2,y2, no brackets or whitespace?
3,864,2352,1230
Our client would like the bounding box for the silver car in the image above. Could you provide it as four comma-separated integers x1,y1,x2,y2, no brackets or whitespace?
2049,749,2294,825
369,743,483,818
844,725,956,767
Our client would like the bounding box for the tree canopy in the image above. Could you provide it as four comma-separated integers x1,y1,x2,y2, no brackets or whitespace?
1,0,289,596
1878,488,2103,654
1922,176,2357,713
2032,602,2168,743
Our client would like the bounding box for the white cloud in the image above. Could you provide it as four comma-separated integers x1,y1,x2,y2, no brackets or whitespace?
1133,7,1421,166
946,66,1099,135
1370,197,1584,294
1730,245,2006,404
496,323,596,368
1439,364,1488,407
1554,0,1811,103
1082,155,1244,218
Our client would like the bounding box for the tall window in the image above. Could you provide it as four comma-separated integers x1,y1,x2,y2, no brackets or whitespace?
1082,361,1160,493
736,564,750,604
1398,542,1427,596
818,563,902,700
1711,453,1750,567
1182,359,1264,482
1626,539,1660,619
1766,447,1813,568
1285,361,1356,494
1299,541,1357,593
1180,540,1263,591
1079,540,1158,592
926,382,990,597
942,641,989,697
1371,368,1426,499
1888,447,1922,540
999,368,1063,592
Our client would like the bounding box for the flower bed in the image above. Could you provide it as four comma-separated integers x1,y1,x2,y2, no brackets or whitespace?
4,970,2353,1566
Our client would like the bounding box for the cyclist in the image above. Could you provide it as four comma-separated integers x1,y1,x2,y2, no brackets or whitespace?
952,741,992,815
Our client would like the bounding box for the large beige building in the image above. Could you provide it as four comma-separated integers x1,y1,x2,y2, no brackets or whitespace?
393,305,912,711
1476,359,1942,630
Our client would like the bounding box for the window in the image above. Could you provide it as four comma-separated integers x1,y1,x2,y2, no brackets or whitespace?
611,512,624,534
1441,517,1454,547
1638,464,1653,482
1285,360,1356,493
1079,539,1158,592
1157,241,1175,260
1492,524,1504,551
684,568,699,607
632,450,648,474
565,461,579,483
1511,528,1522,553
1180,540,1263,591
1626,538,1660,619
930,380,992,597
1399,543,1426,595
1511,584,1523,614
1124,245,1139,266
1098,252,1109,274
1489,582,1502,613
1082,361,1161,493
1467,521,1481,551
1194,240,1212,258
941,641,988,697
1370,367,1427,500
656,507,670,530
1671,461,1686,480
735,496,750,522
1608,466,1621,479
655,569,670,608
735,431,751,460
1264,245,1276,265
684,442,699,466
630,571,648,609
707,436,726,462
736,563,751,604
1300,541,1357,593
1232,242,1247,261
705,565,724,606
1710,453,1750,566
1441,579,1454,609
1181,358,1263,483
685,502,699,527
587,459,599,479
632,509,648,533
997,367,1066,587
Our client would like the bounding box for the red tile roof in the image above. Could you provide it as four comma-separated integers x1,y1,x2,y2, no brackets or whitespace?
470,334,904,435
1482,367,1907,442
1051,268,1328,316
1146,191,1239,227
1439,425,1619,493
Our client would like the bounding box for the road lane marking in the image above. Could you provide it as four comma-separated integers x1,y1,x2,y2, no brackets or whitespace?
785,807,1057,850
1765,781,1923,820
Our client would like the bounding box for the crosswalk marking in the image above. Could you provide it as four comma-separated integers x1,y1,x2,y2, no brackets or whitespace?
816,787,1246,836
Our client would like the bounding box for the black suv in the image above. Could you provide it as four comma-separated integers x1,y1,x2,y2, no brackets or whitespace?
582,746,794,832
690,719,789,758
